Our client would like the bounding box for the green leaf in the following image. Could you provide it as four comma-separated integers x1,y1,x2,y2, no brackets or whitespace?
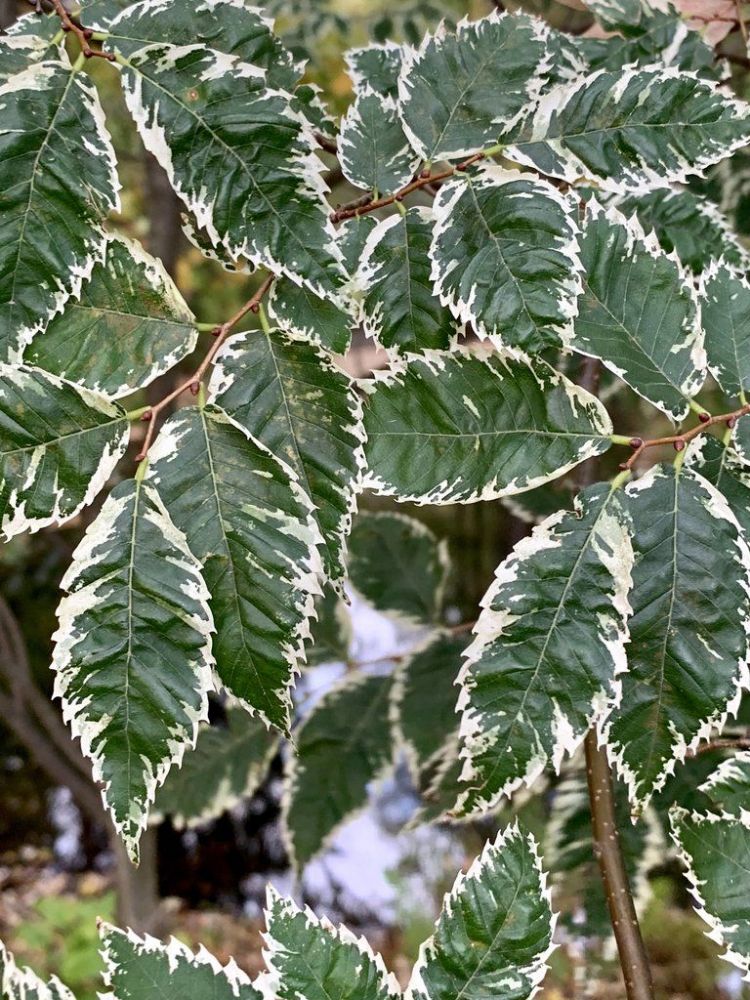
573,199,705,422
153,707,279,828
347,512,449,624
687,434,750,538
346,41,404,99
618,188,750,274
0,365,130,540
267,280,353,355
699,260,750,400
263,887,400,1000
107,0,299,89
1,939,76,1000
603,465,750,810
99,923,263,999
508,67,750,194
0,17,63,81
52,479,214,862
118,44,343,299
358,207,456,355
398,10,549,161
306,586,353,666
407,824,554,1000
340,91,419,195
548,771,663,938
363,350,612,505
698,750,750,824
456,483,633,815
410,735,466,826
338,214,379,277
392,631,466,777
282,672,393,868
209,330,364,588
0,61,120,361
26,235,196,399
672,809,750,979
430,166,583,352
148,404,322,732
585,0,653,32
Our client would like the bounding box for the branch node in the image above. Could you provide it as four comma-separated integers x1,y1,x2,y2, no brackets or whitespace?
673,439,686,452
629,437,643,449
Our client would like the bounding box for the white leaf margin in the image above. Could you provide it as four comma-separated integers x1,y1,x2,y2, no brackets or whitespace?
51,482,215,861
360,346,614,506
0,940,75,1000
258,885,401,999
601,464,750,811
338,88,419,194
0,363,130,541
429,164,584,352
697,749,750,827
454,486,634,814
405,823,556,1000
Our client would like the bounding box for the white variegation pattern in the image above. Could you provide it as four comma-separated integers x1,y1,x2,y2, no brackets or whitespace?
0,364,130,540
52,480,214,862
698,258,750,399
407,825,555,1000
430,165,583,352
0,941,76,1000
339,89,419,195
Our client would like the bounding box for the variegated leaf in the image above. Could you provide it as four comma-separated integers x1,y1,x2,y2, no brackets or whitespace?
618,188,750,274
338,215,379,278
455,483,633,816
107,0,299,89
100,922,263,999
430,166,583,352
392,631,466,777
118,44,344,299
26,235,197,399
346,41,405,99
358,207,456,355
0,15,64,81
398,10,550,161
52,479,214,862
0,940,76,1000
282,672,393,868
672,808,750,979
148,404,322,732
347,512,450,625
267,280,353,355
339,91,419,195
362,349,612,505
573,199,705,422
507,67,750,195
548,771,663,937
698,750,750,824
687,433,750,537
407,825,554,1000
262,887,400,1000
0,365,129,541
585,0,654,31
210,330,364,588
603,465,750,810
0,61,119,361
699,260,750,399
153,707,279,829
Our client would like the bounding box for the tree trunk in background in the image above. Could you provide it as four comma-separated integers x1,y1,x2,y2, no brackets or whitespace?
114,828,161,933
0,0,17,29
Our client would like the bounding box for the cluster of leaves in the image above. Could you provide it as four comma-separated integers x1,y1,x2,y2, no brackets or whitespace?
6,0,750,990
0,824,555,1000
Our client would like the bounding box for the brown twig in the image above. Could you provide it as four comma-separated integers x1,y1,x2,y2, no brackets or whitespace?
576,357,655,1000
314,131,338,156
616,401,750,472
330,150,491,223
135,273,275,461
50,0,115,60
690,737,750,757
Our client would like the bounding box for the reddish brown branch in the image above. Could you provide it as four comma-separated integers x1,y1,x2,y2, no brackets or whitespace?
690,737,750,757
50,0,115,60
617,401,750,471
135,273,275,461
330,151,490,223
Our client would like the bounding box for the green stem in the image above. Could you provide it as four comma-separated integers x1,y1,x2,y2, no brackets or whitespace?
195,322,220,333
258,302,272,335
71,52,86,72
126,406,151,422
134,457,149,484
611,433,634,446
611,468,631,490
688,398,710,418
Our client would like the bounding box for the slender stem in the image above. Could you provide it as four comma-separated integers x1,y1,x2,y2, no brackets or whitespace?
613,401,750,472
330,148,499,223
134,272,275,460
584,733,655,1000
690,737,750,757
50,0,115,60
575,357,655,1000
